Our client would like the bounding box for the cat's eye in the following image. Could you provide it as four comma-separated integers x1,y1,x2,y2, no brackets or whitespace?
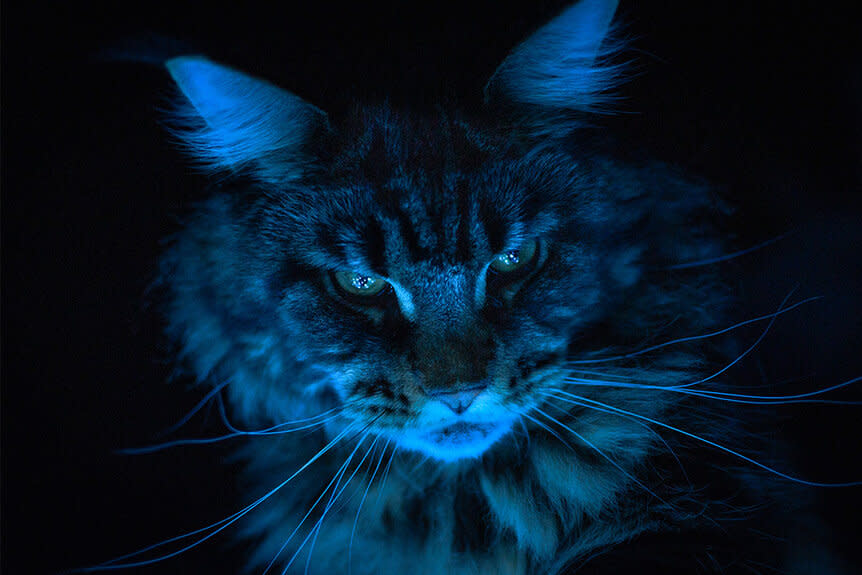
489,239,538,274
484,239,544,310
333,271,388,297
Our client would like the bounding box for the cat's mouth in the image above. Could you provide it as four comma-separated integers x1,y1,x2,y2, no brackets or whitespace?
428,421,492,443
398,417,515,461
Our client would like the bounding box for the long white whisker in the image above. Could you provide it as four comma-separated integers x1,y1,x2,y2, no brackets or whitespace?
519,411,576,452
568,292,836,397
663,231,793,270
216,395,345,435
118,417,342,454
518,415,532,451
561,375,862,405
566,294,817,366
117,402,346,455
373,444,399,511
155,377,231,438
571,368,823,392
72,423,357,572
349,438,391,575
567,368,643,381
531,406,670,507
674,290,797,389
302,436,381,575
408,453,432,474
262,430,372,575
545,389,862,487
539,391,692,486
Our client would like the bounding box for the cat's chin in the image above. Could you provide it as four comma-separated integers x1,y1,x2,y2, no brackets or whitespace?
398,417,516,462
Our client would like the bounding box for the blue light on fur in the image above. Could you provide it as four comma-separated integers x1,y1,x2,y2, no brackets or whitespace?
166,56,328,184
484,0,624,114
76,0,861,572
398,417,516,461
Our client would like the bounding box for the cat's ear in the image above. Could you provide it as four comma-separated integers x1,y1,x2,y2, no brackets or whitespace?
165,56,329,185
484,0,622,129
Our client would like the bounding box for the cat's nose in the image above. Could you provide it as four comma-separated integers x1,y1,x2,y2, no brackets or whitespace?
429,385,486,415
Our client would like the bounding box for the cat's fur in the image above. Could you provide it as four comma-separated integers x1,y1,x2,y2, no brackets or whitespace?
153,1,843,573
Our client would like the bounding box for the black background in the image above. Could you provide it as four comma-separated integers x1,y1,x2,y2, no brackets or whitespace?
4,1,862,574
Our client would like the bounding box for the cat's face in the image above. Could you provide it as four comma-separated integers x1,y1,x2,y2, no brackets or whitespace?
161,0,677,464
259,113,612,460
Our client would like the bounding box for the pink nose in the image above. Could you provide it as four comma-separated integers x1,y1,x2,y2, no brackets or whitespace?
430,387,485,414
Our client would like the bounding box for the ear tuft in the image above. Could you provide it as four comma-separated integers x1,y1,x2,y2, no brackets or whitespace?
165,56,328,185
484,0,624,120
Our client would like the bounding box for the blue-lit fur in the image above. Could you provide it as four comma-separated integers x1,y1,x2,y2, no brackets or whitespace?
156,1,842,573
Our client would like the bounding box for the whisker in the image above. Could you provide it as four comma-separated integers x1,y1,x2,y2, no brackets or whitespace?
539,391,692,486
69,423,359,572
155,377,232,438
561,375,862,406
408,453,432,474
566,294,818,366
663,231,793,270
117,416,342,455
569,369,820,391
215,395,345,435
116,402,346,455
566,368,642,381
566,289,801,395
262,431,373,575
673,289,798,389
302,436,381,575
670,375,862,402
531,406,670,507
349,438,391,575
518,415,532,450
519,411,576,452
373,444,399,511
544,389,862,487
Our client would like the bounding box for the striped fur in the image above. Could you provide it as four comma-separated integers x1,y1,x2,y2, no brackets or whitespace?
156,1,835,573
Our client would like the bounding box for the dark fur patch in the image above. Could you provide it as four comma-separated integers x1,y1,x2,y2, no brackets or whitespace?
452,487,494,553
364,378,395,400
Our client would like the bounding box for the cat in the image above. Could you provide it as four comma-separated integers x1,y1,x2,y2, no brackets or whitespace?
91,0,856,573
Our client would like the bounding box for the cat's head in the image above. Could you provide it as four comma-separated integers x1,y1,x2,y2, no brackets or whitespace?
162,0,721,463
